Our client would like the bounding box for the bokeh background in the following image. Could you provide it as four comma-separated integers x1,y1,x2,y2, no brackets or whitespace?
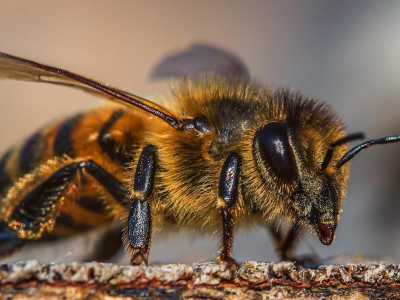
0,0,400,265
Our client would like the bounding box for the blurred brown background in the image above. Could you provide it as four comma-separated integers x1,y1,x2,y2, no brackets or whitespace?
0,1,400,264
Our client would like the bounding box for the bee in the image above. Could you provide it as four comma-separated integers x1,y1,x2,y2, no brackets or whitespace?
0,45,399,267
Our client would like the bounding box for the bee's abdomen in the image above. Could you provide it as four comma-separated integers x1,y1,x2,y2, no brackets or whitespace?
54,106,141,170
0,105,143,198
0,150,13,196
52,114,83,158
0,131,48,196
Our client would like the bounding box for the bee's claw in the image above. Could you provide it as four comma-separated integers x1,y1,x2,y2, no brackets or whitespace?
218,254,239,273
130,252,148,266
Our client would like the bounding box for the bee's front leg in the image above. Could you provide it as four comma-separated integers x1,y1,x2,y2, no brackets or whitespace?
217,153,241,270
125,145,156,266
268,221,321,266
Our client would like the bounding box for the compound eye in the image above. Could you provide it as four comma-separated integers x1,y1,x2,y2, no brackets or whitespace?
255,122,298,183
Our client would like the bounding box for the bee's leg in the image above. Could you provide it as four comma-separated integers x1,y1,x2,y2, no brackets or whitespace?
125,145,156,266
0,220,28,257
278,223,301,261
90,224,123,262
4,160,127,249
217,153,241,269
268,221,301,261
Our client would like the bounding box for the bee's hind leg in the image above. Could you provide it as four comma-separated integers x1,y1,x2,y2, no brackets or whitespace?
125,145,156,266
0,220,27,258
1,159,128,260
217,153,241,271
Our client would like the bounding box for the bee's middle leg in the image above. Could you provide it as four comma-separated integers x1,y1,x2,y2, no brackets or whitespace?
217,153,241,269
125,145,156,266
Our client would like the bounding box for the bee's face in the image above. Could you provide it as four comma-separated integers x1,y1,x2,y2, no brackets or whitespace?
291,175,339,245
253,120,346,245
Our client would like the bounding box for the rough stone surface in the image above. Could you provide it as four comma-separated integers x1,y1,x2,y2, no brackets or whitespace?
1,260,400,299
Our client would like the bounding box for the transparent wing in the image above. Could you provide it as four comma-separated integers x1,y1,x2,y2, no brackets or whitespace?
0,52,188,129
150,44,250,82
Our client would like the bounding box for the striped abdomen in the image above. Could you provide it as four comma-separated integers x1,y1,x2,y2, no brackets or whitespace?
0,104,144,239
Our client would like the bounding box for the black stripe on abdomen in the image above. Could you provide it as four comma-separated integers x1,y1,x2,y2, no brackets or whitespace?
98,109,134,166
0,150,12,195
53,114,82,158
77,196,110,214
55,212,93,232
18,131,46,175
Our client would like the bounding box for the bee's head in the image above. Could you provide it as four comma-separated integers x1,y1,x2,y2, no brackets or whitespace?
252,121,362,245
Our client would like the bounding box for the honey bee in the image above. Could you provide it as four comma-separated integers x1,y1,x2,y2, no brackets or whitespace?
0,45,399,267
